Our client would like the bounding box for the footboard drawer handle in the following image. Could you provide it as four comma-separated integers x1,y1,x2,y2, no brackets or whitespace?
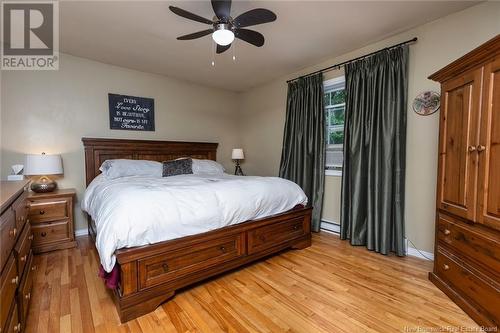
293,225,299,231
162,263,169,272
220,246,226,253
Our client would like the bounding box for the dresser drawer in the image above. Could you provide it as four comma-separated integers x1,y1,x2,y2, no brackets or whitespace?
247,216,307,254
28,199,68,224
14,224,32,279
1,255,18,331
32,220,70,246
138,233,245,290
1,209,18,272
4,301,20,333
12,190,28,232
435,248,500,323
18,252,34,327
437,213,500,278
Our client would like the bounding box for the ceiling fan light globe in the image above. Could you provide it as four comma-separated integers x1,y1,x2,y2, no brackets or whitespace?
212,26,234,46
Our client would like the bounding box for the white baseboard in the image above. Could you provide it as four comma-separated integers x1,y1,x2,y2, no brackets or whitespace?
75,228,88,237
405,238,434,261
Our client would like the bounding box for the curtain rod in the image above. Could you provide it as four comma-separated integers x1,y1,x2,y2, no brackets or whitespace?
286,37,417,84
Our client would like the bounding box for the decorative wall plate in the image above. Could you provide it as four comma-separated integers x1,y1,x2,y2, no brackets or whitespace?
412,91,440,116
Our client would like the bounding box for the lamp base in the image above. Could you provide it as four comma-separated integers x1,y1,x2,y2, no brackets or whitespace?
31,176,57,193
234,161,245,176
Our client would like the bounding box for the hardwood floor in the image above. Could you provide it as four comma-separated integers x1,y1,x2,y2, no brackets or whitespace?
25,232,479,333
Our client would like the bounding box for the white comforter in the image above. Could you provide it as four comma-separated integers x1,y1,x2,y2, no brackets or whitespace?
82,174,307,272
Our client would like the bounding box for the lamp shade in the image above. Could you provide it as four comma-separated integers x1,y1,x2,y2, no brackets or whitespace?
24,153,63,176
231,148,244,160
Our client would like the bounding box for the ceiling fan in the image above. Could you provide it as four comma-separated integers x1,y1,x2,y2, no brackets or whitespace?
169,0,277,54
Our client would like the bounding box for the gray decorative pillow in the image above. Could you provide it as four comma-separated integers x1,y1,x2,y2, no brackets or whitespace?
162,158,193,177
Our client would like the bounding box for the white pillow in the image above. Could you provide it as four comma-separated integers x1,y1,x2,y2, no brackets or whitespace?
99,159,162,179
192,159,225,175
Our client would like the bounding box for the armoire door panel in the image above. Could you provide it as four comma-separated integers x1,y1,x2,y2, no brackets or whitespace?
478,57,500,230
437,68,482,221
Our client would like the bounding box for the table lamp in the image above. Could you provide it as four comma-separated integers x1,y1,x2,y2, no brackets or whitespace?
24,153,63,192
231,148,245,176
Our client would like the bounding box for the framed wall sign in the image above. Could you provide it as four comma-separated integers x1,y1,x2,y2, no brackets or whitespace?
109,93,155,131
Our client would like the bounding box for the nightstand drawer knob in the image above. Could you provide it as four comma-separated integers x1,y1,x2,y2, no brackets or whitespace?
39,210,45,215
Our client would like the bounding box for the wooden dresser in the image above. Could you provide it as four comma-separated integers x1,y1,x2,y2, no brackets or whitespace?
429,35,500,328
0,180,35,333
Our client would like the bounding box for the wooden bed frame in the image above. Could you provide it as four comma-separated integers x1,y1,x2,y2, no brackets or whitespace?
82,138,312,323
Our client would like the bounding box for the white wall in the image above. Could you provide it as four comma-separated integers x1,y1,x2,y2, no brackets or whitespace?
238,2,500,253
1,54,240,231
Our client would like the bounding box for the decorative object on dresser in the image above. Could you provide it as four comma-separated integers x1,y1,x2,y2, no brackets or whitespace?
24,153,63,193
7,165,24,182
82,138,312,323
27,189,76,253
1,180,36,333
428,34,500,328
231,148,245,176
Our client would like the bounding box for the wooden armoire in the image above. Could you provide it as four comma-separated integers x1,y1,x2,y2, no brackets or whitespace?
429,34,500,328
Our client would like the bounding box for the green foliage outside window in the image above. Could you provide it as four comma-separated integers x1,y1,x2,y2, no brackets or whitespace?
329,131,344,145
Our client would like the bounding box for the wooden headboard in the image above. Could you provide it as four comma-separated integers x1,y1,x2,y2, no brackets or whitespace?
82,138,218,186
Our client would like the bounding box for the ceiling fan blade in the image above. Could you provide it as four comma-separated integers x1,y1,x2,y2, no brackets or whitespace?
169,6,213,25
177,29,213,40
216,44,231,54
211,0,231,21
233,8,277,28
235,29,264,47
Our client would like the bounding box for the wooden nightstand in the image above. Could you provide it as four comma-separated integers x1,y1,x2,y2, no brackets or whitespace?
27,189,76,253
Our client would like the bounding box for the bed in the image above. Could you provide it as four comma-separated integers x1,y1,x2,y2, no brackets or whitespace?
82,138,312,323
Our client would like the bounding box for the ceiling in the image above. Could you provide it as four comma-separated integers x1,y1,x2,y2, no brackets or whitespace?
60,1,478,92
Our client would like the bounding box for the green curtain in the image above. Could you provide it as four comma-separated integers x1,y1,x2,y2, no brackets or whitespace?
279,73,325,232
340,46,409,256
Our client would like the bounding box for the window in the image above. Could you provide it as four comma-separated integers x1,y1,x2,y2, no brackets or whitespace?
324,77,345,175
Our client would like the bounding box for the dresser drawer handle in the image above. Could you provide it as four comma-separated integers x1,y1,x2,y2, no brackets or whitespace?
162,263,169,272
25,292,31,300
18,216,24,222
11,276,19,285
28,234,34,241
443,264,450,271
20,255,27,262
41,231,47,237
9,228,17,238
31,265,37,271
13,323,21,332
39,210,45,215
219,246,226,253
443,229,451,235
293,225,299,231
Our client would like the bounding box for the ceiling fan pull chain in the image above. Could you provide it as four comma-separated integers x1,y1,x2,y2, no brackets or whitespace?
211,41,216,67
232,41,236,62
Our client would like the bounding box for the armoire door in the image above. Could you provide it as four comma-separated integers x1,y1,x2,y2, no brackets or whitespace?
477,57,500,230
437,67,482,221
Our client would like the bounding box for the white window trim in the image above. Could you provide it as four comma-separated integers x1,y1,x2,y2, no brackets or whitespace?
324,76,345,176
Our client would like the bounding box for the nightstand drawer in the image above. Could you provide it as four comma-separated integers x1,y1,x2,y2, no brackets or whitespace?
28,199,68,223
32,221,70,245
